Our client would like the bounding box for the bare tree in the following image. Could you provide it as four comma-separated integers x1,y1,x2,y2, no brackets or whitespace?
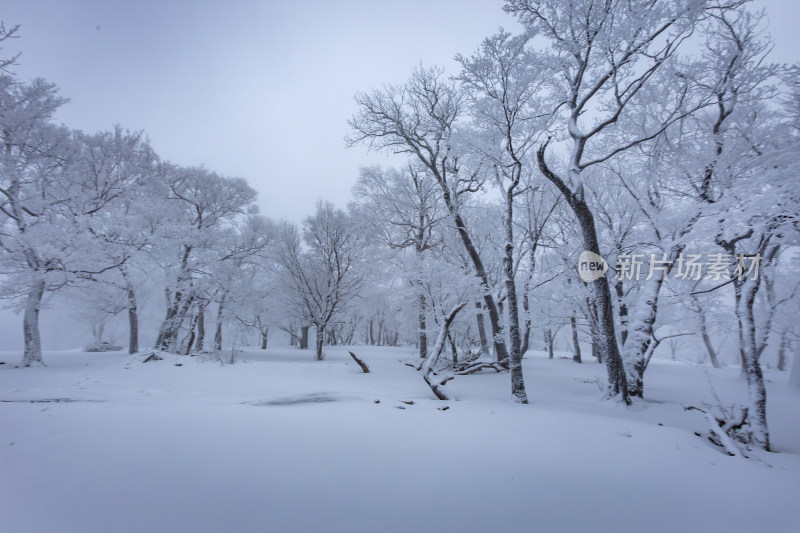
277,201,364,360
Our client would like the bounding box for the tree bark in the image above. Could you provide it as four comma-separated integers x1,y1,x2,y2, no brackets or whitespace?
214,293,226,352
789,344,800,391
300,326,309,349
502,185,528,403
776,330,789,371
475,302,490,357
124,275,138,354
21,279,45,367
196,302,206,352
614,278,628,347
418,292,428,358
348,351,370,373
621,256,675,398
420,303,466,401
734,275,771,450
544,328,554,359
699,309,722,368
571,316,582,363
521,288,531,356
538,144,629,403
260,328,269,350
445,200,508,362
315,323,324,360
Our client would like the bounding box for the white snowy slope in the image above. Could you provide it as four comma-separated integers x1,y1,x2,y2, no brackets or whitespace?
0,347,797,533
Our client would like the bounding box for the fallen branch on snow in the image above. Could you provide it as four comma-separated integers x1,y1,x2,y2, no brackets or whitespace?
348,351,370,373
685,405,751,458
419,302,466,400
454,361,508,375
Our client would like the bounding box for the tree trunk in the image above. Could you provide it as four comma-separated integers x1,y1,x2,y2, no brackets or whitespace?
368,319,375,345
571,316,582,363
214,293,226,352
300,326,309,349
447,332,458,365
521,288,531,356
420,303,466,401
157,292,193,353
125,281,138,354
776,330,789,371
735,275,770,450
155,290,177,350
475,302,490,356
21,279,45,367
196,302,206,352
789,343,800,391
503,186,527,403
92,321,105,346
614,278,628,347
699,309,722,368
544,328,554,359
586,296,601,363
623,247,683,397
418,292,428,358
582,220,628,402
260,328,269,350
315,323,324,360
538,145,630,403
434,180,508,363
184,309,199,355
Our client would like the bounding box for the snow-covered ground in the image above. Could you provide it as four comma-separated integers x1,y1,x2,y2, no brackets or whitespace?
1,346,797,533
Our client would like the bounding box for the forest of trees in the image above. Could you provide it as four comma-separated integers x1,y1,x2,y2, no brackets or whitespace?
1,1,798,454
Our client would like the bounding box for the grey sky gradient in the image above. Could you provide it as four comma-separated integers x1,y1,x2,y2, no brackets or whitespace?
1,0,523,221
2,1,798,222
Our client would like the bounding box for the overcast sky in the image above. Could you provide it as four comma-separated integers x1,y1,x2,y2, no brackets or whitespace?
2,0,795,223
0,0,522,221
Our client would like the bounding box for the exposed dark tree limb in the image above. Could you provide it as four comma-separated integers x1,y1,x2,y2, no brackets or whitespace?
348,351,370,373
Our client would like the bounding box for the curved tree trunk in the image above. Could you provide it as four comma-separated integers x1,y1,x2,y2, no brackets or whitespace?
538,146,629,403
735,275,770,451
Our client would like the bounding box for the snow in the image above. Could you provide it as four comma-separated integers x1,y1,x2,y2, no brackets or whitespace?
1,346,798,533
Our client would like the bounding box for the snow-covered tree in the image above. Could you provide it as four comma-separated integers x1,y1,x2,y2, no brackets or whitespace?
276,201,364,360
348,66,511,365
